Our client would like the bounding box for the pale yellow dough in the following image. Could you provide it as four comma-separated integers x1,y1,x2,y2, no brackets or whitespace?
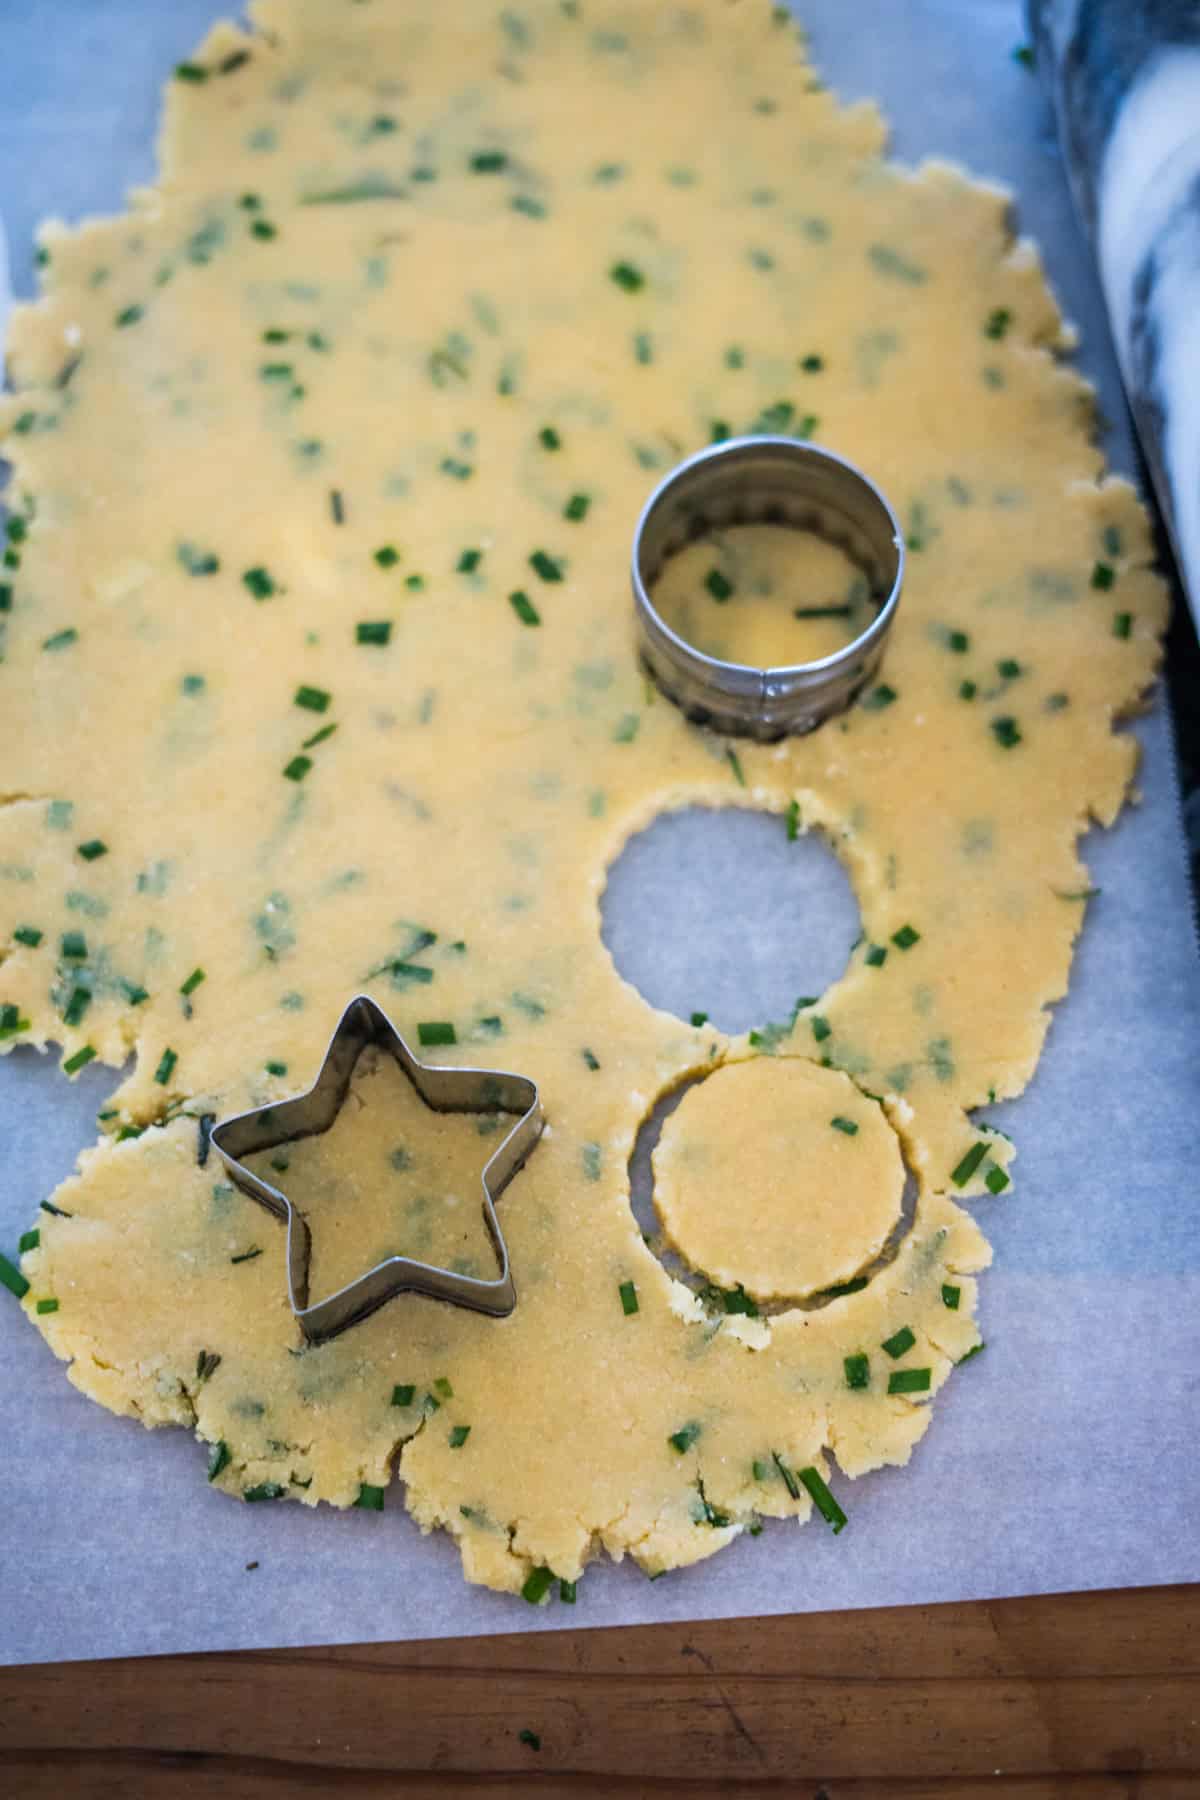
0,0,1166,1595
653,1058,905,1302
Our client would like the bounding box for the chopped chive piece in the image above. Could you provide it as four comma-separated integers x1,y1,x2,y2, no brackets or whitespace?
391,1383,415,1407
726,748,745,786
295,685,331,713
785,799,800,841
538,425,561,450
196,1349,221,1383
449,1425,471,1448
888,1367,931,1395
115,303,144,329
891,924,920,950
519,1729,542,1750
122,982,149,1007
178,543,220,577
19,1229,39,1253
265,1060,288,1077
1090,560,1115,590
418,1021,456,1046
959,679,977,701
1013,42,1035,67
356,1483,385,1510
36,1297,59,1315
405,574,425,590
861,683,897,710
610,260,645,292
0,1254,30,1300
984,306,1012,340
843,1353,870,1390
564,491,591,522
175,61,209,82
40,1200,72,1218
947,629,970,652
182,674,206,694
793,603,851,620
423,1391,441,1413
705,568,734,601
356,620,392,645
810,1015,831,1042
1113,611,1132,639
61,930,88,960
43,628,78,652
619,1279,639,1316
559,1580,577,1604
207,1440,231,1481
63,1046,97,1075
283,755,312,782
865,943,887,967
985,1165,1010,1194
509,589,540,626
457,547,482,574
882,1325,916,1359
0,1004,26,1039
529,549,564,583
997,659,1022,681
830,1115,859,1136
154,1047,178,1086
77,839,108,862
231,1246,262,1264
669,1421,701,1454
329,488,345,525
991,715,1022,748
434,1377,454,1399
798,1465,847,1533
801,352,824,371
470,149,508,173
581,1047,600,1070
242,566,276,600
952,1142,988,1185
958,1342,985,1365
62,986,91,1027
522,1565,555,1604
942,1283,961,1310
250,219,277,240
690,1010,709,1027
440,457,473,480
0,584,11,612
374,544,400,569
302,723,337,750
244,1482,286,1502
771,1451,800,1500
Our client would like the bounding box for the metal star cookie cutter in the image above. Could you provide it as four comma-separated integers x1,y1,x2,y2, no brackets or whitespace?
210,994,543,1344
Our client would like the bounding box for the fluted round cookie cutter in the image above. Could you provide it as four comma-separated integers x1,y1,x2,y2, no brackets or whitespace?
211,994,543,1343
631,436,905,741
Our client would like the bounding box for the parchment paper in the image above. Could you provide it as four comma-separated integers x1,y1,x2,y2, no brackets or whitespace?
2,0,1198,1666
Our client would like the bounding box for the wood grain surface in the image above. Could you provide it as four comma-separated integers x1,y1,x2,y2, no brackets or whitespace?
3,1584,1198,1796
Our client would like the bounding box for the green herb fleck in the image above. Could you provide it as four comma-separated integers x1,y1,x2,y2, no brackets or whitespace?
154,1048,178,1086
666,1421,702,1457
830,1116,859,1136
283,755,312,782
518,1728,541,1750
810,1014,831,1043
0,1254,30,1300
418,1021,456,1047
865,943,887,967
36,1298,59,1315
705,568,734,602
522,1565,555,1604
861,683,897,711
391,1384,415,1407
76,840,108,863
941,1283,961,1310
175,61,209,82
14,927,43,948
43,628,79,652
295,685,330,713
529,549,563,583
882,1325,916,1360
991,715,1022,749
1113,611,1132,639
564,491,591,522
374,544,400,569
619,1279,639,1316
449,1425,471,1449
242,566,276,600
509,589,540,626
785,799,800,841
62,1046,97,1075
868,244,927,285
244,1482,286,1503
115,303,144,329
891,924,920,950
844,1353,870,1390
470,150,508,173
985,1165,1010,1194
888,1367,931,1395
610,260,645,293
356,620,392,646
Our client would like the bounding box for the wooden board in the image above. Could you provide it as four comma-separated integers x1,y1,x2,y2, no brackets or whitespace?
3,1585,1198,1794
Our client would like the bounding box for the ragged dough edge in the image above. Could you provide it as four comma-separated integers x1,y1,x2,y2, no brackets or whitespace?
0,0,1171,1597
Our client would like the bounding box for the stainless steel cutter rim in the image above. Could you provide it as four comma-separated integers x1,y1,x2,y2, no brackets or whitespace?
631,435,905,740
210,993,543,1344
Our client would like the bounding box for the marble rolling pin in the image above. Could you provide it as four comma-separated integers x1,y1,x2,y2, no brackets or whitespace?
1029,0,1200,625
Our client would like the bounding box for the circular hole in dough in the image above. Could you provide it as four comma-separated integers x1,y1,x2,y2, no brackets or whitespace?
599,806,860,1034
652,1057,905,1303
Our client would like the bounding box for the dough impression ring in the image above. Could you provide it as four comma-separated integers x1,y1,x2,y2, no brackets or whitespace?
631,436,905,741
211,994,544,1343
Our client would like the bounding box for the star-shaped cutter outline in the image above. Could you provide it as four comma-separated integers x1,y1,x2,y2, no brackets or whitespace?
210,994,543,1344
